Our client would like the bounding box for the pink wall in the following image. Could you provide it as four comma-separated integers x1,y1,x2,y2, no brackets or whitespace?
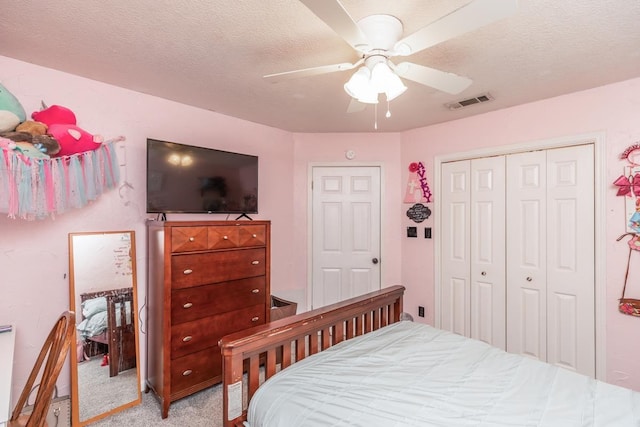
0,56,296,402
400,77,640,390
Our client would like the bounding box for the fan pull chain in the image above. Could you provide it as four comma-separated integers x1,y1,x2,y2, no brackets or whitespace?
374,103,378,130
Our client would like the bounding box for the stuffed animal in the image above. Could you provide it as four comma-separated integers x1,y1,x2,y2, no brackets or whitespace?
0,135,47,164
0,130,61,157
32,104,102,157
0,83,26,132
16,120,47,136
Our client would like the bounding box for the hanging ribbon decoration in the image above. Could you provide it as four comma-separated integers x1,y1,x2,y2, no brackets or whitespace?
613,173,640,197
0,139,121,220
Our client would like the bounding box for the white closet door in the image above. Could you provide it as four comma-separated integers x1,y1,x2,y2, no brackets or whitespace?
506,151,548,361
470,157,506,350
441,161,471,337
506,145,595,377
546,145,595,376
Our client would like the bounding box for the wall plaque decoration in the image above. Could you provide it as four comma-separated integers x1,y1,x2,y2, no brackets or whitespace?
404,161,432,203
406,203,431,223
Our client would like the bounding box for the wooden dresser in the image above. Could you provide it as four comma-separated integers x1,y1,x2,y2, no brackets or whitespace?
146,220,270,418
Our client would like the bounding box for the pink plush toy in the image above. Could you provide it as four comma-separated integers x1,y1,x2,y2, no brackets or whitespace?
32,104,103,157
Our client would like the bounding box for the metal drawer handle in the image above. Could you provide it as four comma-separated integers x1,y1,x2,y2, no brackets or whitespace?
251,289,260,294
481,271,486,276
189,237,195,242
526,277,533,282
251,316,259,322
183,302,193,309
252,234,257,238
182,370,192,376
182,336,193,342
223,235,228,240
251,260,260,265
183,269,193,275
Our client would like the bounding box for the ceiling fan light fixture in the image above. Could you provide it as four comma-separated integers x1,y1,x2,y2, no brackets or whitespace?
370,61,395,93
385,76,407,101
344,67,379,104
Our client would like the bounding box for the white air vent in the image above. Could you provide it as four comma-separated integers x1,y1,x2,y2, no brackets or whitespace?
445,93,494,110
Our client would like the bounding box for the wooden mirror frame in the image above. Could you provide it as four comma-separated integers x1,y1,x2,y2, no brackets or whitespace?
68,231,142,426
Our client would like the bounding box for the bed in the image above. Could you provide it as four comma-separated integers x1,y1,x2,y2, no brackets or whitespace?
220,285,640,427
77,287,136,377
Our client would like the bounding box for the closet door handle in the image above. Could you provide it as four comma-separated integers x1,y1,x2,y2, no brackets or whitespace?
183,269,193,275
183,302,193,309
251,260,260,265
182,336,193,342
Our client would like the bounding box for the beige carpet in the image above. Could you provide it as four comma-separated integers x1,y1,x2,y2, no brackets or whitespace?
89,383,224,427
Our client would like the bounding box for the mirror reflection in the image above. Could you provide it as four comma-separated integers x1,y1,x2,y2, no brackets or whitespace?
69,231,141,425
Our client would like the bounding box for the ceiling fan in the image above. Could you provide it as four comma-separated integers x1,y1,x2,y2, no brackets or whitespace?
265,0,518,107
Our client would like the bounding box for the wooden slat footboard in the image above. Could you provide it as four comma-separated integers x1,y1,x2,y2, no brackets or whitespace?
219,285,405,427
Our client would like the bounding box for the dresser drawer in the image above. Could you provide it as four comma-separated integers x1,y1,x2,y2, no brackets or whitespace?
207,226,241,249
171,277,266,324
171,248,266,289
171,304,266,359
237,225,267,247
171,227,208,253
170,348,221,395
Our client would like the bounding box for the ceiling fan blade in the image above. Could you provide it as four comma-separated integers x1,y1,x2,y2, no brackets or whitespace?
393,62,472,95
346,98,367,113
264,60,362,83
300,0,370,52
393,0,518,56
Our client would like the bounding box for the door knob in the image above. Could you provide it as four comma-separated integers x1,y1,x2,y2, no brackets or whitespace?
372,258,379,264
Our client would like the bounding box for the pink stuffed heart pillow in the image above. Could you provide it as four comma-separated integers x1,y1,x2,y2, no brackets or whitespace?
48,124,102,157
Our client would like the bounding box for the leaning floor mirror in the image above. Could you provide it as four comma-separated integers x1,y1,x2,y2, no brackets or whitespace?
68,231,141,426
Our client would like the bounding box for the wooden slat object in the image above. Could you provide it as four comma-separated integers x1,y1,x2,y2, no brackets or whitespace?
219,285,405,427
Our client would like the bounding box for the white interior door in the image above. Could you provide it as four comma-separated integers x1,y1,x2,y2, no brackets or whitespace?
311,166,381,309
470,156,506,350
440,161,471,337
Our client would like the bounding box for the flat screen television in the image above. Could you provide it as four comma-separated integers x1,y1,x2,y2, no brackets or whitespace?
146,138,258,214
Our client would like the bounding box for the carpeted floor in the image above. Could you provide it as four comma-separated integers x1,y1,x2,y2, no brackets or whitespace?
89,383,224,427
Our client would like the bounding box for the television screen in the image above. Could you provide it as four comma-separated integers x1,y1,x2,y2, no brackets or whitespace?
146,139,258,214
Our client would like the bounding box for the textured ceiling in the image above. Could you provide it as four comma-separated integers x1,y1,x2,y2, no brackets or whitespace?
1,0,639,133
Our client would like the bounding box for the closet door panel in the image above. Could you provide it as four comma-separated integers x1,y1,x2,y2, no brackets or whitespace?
470,157,506,350
546,145,594,376
506,151,547,361
441,161,471,337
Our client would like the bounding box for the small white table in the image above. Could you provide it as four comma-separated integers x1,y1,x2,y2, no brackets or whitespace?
0,326,16,427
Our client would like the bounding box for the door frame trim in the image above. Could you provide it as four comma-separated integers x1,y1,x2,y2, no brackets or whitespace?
307,163,385,311
434,131,606,381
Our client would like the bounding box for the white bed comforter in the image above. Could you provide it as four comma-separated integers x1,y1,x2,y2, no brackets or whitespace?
246,321,640,427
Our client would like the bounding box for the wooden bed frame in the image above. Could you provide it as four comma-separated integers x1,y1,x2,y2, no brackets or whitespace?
80,287,136,377
219,284,405,427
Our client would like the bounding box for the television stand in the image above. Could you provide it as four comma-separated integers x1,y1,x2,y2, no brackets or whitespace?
235,213,253,221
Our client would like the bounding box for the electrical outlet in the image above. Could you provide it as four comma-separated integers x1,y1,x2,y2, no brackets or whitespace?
418,306,425,317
